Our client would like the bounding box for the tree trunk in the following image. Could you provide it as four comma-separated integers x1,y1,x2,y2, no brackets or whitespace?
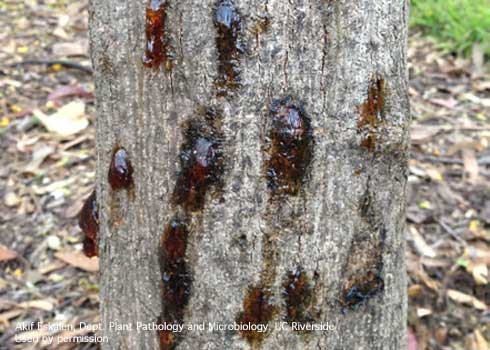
89,0,409,348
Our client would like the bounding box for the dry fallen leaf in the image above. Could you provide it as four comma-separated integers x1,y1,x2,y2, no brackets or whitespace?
33,178,76,196
409,226,437,258
19,299,55,311
34,101,89,137
474,330,489,350
408,284,423,298
0,309,23,326
53,26,70,40
470,264,488,285
417,307,432,318
417,269,441,291
64,197,85,219
462,148,479,184
47,85,93,104
430,97,458,109
16,135,40,153
52,40,88,57
4,192,20,207
23,144,55,174
38,260,66,275
481,99,490,108
426,168,443,182
54,251,99,272
0,245,17,262
447,289,487,310
410,125,446,144
475,81,490,92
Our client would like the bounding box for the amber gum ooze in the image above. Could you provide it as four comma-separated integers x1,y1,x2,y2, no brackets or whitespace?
143,0,171,70
341,194,385,310
159,219,191,349
266,97,313,196
172,116,224,211
214,0,243,92
78,190,99,257
237,286,275,345
358,76,385,152
342,271,384,310
283,268,314,324
108,147,134,191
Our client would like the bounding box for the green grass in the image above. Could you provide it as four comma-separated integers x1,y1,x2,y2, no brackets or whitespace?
410,0,490,56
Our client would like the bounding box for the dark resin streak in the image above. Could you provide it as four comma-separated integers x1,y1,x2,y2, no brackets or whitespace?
78,190,99,257
342,271,384,310
159,219,191,350
213,0,243,95
341,192,385,311
357,76,385,152
142,0,172,70
266,97,313,196
158,109,223,347
108,147,134,191
237,286,275,346
283,268,314,324
172,110,224,212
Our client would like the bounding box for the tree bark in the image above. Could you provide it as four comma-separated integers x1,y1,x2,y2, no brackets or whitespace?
89,0,409,349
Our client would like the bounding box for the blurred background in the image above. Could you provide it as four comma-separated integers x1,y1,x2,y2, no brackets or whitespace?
0,0,489,349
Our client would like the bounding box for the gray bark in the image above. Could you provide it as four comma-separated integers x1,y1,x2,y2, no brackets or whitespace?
90,0,409,349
